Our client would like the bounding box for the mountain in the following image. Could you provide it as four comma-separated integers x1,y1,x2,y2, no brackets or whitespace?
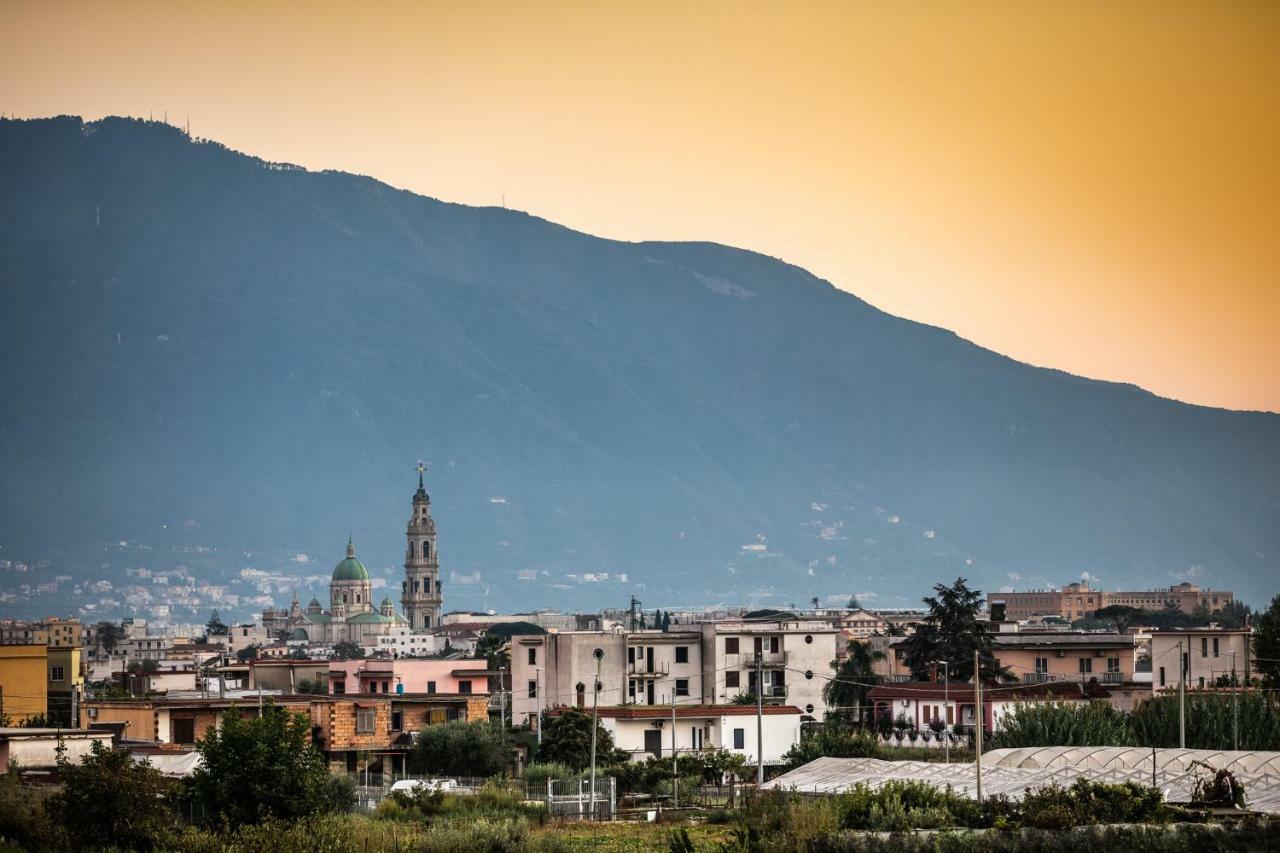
1,116,1277,618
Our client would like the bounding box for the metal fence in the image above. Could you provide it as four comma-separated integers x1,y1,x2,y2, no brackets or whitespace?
351,775,616,820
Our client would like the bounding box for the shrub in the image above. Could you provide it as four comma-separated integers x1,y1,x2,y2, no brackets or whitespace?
411,720,512,777
523,761,575,788
782,725,880,769
192,702,336,828
47,741,179,850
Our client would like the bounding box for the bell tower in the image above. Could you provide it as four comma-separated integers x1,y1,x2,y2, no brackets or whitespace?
401,464,443,631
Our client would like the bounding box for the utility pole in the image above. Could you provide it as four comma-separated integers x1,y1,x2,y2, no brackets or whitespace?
536,668,543,745
1178,640,1185,749
974,650,983,804
1229,650,1238,750
500,665,507,728
940,661,950,765
755,651,764,786
589,649,602,821
671,695,678,807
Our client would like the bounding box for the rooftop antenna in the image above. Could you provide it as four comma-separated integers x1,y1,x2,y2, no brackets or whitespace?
501,193,506,208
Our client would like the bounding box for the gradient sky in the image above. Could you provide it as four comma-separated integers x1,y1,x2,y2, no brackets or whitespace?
4,1,1278,411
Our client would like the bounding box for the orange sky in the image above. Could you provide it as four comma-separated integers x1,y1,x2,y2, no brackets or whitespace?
4,1,1278,411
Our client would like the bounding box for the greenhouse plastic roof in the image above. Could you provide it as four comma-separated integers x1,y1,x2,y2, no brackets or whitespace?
762,750,1280,815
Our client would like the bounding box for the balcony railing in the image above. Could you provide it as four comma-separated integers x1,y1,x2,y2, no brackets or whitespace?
628,661,670,677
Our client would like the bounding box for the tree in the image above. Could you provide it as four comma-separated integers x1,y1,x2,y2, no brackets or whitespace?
1093,605,1144,634
48,740,178,850
661,611,672,632
96,620,126,654
824,639,883,723
236,643,262,663
900,577,1010,682
537,707,621,770
330,640,364,660
475,631,509,670
206,609,229,637
848,594,863,611
811,596,821,611
297,677,328,695
410,719,511,777
1253,594,1280,688
192,702,335,827
19,713,50,728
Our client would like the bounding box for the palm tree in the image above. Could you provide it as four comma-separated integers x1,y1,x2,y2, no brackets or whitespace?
823,639,884,724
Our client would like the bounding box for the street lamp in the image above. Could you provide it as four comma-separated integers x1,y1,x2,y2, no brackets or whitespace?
589,648,603,821
932,661,950,764
1229,650,1238,750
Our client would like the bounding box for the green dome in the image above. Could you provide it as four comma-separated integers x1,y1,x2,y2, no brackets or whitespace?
381,596,394,607
332,536,369,581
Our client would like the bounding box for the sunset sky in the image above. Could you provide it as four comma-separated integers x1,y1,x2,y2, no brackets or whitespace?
4,1,1277,411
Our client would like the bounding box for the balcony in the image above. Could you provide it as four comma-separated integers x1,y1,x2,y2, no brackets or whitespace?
628,661,669,678
1099,671,1124,685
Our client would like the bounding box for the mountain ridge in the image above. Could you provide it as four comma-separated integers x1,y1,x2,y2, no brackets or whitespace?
1,115,1276,620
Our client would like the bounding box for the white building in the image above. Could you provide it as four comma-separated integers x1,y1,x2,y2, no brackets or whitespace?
372,626,441,658
510,630,705,728
590,704,803,765
699,620,840,717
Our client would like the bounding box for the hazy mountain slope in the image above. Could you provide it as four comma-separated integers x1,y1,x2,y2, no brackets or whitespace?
1,116,1276,614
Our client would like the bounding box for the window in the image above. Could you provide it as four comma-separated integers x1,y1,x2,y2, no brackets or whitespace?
356,708,376,734
1202,638,1209,658
1213,638,1220,658
725,670,740,689
1159,666,1166,687
725,637,739,655
528,680,538,699
805,635,813,644
334,681,346,695
576,683,586,707
423,542,430,559
628,647,635,664
459,680,472,694
424,577,431,594
1106,658,1120,674
1078,658,1092,674
1034,657,1049,674
644,729,663,756
369,681,377,694
733,728,745,750
528,647,537,665
171,718,195,744
769,637,780,654
675,678,689,697
427,680,436,694
675,646,689,664
392,711,403,730
50,665,65,682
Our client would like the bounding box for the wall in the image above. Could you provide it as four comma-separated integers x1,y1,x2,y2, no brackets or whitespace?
1151,630,1253,693
1,732,110,770
0,645,48,723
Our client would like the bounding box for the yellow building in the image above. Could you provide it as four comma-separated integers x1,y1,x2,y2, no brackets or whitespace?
0,645,49,724
48,647,83,725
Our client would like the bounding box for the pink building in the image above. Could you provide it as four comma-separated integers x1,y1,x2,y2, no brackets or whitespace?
327,657,492,696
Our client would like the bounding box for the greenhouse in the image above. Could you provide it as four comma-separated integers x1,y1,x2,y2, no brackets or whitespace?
763,748,1280,814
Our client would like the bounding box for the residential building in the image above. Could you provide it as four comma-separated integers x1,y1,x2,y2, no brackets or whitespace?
572,704,804,765
47,646,83,725
989,581,1235,621
327,657,491,696
510,631,705,728
0,728,112,772
81,692,487,777
700,620,840,717
0,644,48,723
1150,628,1254,693
372,626,440,658
247,659,330,693
869,680,1111,733
992,632,1136,686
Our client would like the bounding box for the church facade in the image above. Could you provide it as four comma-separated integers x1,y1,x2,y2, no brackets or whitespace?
263,470,445,645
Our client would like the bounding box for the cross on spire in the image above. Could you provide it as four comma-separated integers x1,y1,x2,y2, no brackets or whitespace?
416,461,426,488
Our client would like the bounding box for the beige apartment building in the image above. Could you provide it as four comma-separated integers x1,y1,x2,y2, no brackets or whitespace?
1150,628,1254,693
990,581,1234,622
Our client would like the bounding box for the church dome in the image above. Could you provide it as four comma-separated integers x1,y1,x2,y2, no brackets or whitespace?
381,596,394,608
332,536,369,582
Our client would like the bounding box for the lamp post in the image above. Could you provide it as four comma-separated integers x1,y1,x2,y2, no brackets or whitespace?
1178,640,1185,749
935,660,950,764
589,648,602,821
